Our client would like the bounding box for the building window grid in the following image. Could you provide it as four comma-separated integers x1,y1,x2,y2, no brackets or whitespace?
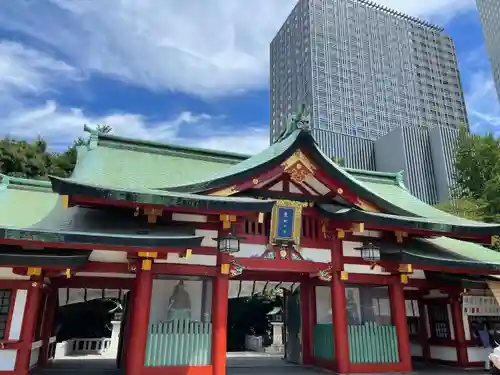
0,289,12,339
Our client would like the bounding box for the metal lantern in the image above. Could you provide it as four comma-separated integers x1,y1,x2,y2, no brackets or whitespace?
213,232,242,253
355,242,381,262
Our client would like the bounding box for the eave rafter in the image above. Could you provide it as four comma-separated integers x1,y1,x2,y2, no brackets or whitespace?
50,176,275,216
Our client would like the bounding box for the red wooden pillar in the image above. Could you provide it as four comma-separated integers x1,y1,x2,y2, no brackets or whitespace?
417,298,430,361
38,288,58,367
125,263,153,375
450,295,468,367
211,267,229,375
300,281,314,365
390,278,412,372
330,239,349,373
15,278,44,375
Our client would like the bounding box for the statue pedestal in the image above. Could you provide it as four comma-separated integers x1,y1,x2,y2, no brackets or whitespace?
265,322,284,354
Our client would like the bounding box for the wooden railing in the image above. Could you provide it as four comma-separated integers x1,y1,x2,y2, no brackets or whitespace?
313,323,400,364
145,319,212,367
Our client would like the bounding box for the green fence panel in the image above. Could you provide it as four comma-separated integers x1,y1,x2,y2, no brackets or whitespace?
348,322,399,364
313,323,334,360
145,319,212,367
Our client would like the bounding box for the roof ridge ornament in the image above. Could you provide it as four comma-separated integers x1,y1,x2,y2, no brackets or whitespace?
395,170,407,190
275,104,311,143
0,174,10,192
83,124,99,149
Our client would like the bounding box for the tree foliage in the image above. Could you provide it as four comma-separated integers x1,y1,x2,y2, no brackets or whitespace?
437,126,500,224
331,156,345,167
0,124,112,179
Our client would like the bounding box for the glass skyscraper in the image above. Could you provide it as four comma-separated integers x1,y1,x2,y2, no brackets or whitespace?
270,0,468,171
477,0,500,103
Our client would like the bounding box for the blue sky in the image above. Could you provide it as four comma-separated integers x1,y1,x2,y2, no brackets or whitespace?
0,0,498,154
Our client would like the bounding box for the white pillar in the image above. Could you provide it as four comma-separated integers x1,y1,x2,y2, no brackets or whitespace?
107,320,122,356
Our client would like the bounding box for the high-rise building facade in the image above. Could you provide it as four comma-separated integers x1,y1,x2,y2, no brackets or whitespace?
375,125,459,203
477,0,500,102
270,0,468,202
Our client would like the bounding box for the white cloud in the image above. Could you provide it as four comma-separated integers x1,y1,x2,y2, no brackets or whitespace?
0,0,479,156
0,0,475,97
1,100,269,154
461,46,500,134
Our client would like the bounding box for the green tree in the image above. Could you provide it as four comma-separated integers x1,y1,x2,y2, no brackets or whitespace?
453,126,500,200
331,156,345,167
436,126,500,224
0,125,112,179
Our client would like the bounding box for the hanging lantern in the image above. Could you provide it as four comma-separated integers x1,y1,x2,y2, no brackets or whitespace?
213,232,243,253
355,242,381,262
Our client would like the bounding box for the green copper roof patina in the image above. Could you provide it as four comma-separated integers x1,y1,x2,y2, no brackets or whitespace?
3,108,500,270
317,204,500,237
0,174,205,249
50,176,276,212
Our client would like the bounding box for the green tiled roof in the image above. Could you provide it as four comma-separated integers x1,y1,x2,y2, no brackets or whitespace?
71,130,247,188
0,175,59,228
2,123,499,267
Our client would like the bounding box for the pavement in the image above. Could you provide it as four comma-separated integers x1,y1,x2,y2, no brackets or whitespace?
38,353,492,375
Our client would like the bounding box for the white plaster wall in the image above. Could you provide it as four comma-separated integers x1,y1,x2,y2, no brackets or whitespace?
89,250,128,263
29,348,40,369
447,304,455,340
343,264,389,275
409,269,426,279
430,346,457,361
155,253,216,266
342,241,364,257
315,286,331,324
195,229,218,247
172,213,208,223
0,350,17,371
149,279,208,324
468,347,491,363
235,243,267,258
8,289,27,340
301,248,330,263
0,267,29,280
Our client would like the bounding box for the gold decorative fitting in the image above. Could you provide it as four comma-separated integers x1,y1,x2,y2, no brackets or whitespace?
220,214,237,229
395,231,408,243
138,251,158,259
252,178,259,185
61,195,69,209
398,264,413,274
492,235,500,246
209,185,239,197
337,188,343,195
180,249,192,259
143,207,163,224
400,273,409,284
336,229,345,239
258,212,264,223
281,150,316,184
340,271,349,281
27,267,42,277
65,269,71,279
141,259,153,271
351,223,365,233
356,198,379,213
221,263,230,275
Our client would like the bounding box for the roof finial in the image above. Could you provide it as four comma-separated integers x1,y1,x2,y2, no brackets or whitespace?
275,104,311,142
395,170,407,190
83,124,99,149
0,174,10,192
